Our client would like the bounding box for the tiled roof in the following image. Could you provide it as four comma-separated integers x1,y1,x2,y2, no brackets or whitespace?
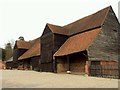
18,38,41,60
47,23,69,35
63,6,110,35
45,6,110,36
16,40,31,49
16,37,40,49
54,28,102,56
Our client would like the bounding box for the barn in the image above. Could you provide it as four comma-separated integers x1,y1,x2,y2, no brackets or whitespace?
54,29,100,74
53,6,119,75
18,38,41,71
40,24,69,72
12,6,119,77
18,37,40,71
13,40,32,68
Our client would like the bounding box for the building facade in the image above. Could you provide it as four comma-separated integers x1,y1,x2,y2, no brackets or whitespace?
13,6,119,76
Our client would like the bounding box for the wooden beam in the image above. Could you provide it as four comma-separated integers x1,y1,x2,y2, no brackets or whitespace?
53,56,56,73
67,55,70,71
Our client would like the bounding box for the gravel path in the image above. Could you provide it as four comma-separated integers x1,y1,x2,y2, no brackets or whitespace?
2,70,118,88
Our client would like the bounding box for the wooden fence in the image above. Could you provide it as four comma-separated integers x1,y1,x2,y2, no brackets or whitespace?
89,65,120,79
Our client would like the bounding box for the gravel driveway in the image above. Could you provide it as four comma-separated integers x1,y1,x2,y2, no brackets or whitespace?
1,70,118,88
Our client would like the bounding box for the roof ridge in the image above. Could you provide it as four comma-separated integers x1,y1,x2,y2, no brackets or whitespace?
47,23,62,27
101,6,111,26
63,6,111,35
64,6,111,27
46,23,69,35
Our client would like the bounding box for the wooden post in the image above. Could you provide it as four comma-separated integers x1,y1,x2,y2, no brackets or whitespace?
53,56,57,73
67,55,70,71
39,58,42,72
85,61,89,75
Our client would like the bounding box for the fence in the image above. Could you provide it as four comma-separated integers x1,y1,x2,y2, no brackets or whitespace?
89,65,120,79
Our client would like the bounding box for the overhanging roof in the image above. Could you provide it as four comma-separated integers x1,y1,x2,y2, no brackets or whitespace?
54,28,102,56
18,38,41,60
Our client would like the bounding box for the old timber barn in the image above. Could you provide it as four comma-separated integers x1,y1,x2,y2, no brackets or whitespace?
12,6,120,76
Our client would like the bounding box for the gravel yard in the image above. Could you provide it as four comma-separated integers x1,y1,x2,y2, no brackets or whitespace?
1,70,118,88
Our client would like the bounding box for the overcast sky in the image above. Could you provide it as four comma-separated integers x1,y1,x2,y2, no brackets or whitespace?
0,0,119,48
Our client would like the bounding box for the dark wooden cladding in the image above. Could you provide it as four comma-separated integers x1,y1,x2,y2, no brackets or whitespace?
31,56,40,71
13,42,28,61
13,48,28,68
13,49,27,62
40,25,54,72
41,33,53,63
41,24,52,37
40,24,69,72
88,8,119,61
23,59,30,68
41,62,53,72
53,34,68,53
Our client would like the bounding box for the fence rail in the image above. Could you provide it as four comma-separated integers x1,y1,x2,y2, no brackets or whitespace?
89,65,120,79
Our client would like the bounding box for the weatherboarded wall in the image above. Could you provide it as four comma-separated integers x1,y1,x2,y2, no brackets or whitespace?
53,34,68,53
40,25,68,72
13,48,27,68
88,8,119,61
41,25,54,72
31,56,40,71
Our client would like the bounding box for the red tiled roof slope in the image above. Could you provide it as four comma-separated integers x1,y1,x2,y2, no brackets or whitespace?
16,37,40,49
54,28,102,56
18,38,41,60
16,40,31,49
47,23,69,35
63,6,110,35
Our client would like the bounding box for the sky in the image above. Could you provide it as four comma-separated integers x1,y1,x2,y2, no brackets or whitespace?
0,0,119,48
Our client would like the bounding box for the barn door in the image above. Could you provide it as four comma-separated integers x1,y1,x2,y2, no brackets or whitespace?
70,59,86,74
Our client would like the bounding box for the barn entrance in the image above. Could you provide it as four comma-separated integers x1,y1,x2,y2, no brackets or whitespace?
69,52,87,74
69,59,86,74
56,51,88,74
